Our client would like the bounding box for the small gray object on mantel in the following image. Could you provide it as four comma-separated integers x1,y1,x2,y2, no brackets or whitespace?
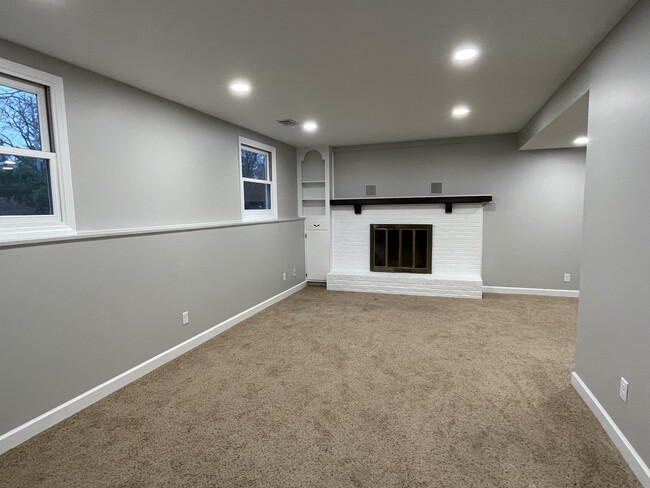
431,182,442,194
366,185,376,196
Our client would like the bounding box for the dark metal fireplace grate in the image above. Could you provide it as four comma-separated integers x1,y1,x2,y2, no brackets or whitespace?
370,224,432,273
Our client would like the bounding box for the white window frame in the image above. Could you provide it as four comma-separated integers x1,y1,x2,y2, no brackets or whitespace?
238,136,278,222
0,57,76,243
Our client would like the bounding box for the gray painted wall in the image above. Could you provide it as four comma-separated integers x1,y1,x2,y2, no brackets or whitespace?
333,135,585,290
0,39,298,229
522,0,650,467
0,222,305,434
0,41,305,435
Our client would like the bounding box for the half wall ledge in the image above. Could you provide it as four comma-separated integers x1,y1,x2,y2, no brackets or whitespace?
330,195,493,214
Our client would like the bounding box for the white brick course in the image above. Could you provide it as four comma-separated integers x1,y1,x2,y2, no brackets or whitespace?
327,204,484,298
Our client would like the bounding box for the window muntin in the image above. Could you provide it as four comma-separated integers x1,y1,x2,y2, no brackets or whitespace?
239,137,277,221
0,57,75,242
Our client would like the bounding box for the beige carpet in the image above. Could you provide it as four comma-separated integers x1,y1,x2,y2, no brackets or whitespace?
0,287,641,487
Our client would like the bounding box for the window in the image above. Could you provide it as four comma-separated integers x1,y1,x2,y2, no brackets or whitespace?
239,137,277,221
0,57,75,242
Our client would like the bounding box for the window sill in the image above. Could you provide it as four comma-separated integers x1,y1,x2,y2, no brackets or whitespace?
241,214,280,223
241,207,279,223
0,225,77,246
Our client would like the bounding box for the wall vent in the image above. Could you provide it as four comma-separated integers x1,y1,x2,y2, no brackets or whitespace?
431,182,442,194
277,119,300,128
366,185,377,196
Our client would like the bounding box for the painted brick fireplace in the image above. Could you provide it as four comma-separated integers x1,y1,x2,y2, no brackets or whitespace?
327,197,491,298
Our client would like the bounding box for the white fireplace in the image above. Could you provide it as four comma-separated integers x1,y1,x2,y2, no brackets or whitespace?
326,200,487,298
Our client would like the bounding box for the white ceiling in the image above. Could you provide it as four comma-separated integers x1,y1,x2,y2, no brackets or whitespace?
0,0,637,147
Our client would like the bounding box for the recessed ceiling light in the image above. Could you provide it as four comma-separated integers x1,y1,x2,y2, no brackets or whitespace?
2,166,12,170
453,47,479,62
4,160,16,165
303,120,318,132
452,105,471,118
573,136,589,146
229,80,251,94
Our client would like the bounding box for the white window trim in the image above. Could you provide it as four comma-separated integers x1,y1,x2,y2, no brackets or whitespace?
238,136,278,222
0,57,76,243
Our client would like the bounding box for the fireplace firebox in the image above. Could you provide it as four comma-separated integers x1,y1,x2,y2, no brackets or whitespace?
370,224,432,273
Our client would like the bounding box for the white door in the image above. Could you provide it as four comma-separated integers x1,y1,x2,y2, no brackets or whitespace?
305,230,330,281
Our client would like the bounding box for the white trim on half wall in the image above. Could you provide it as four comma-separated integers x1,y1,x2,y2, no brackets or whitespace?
0,281,308,456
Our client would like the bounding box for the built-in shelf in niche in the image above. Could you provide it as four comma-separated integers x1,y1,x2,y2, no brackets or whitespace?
300,150,328,218
302,200,326,216
302,183,326,200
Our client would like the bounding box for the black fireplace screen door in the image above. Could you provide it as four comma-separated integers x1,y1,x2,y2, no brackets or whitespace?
370,224,432,273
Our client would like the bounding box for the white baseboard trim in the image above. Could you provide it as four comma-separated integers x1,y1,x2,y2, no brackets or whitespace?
0,281,307,456
571,372,650,487
483,286,579,298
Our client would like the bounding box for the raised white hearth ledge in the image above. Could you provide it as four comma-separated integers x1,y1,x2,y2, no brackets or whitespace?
327,270,483,298
327,203,485,298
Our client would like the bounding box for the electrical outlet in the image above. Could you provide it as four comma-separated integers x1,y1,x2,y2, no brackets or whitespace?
292,267,297,277
182,311,189,326
282,272,286,281
619,377,629,403
564,273,571,283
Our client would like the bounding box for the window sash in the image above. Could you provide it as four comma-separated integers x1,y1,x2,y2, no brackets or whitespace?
0,74,51,152
242,180,271,211
241,145,271,183
242,144,271,162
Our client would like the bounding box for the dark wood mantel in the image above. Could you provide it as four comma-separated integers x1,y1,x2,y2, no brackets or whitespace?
330,195,493,214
